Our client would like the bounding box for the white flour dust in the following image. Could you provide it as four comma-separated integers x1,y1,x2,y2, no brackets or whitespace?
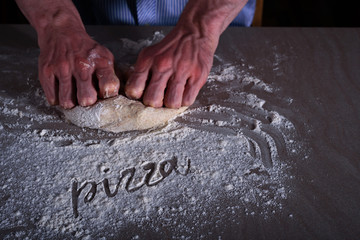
0,32,304,239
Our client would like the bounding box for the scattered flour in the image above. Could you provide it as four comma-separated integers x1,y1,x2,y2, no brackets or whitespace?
0,33,304,239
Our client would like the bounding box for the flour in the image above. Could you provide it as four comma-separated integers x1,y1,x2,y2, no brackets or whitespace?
0,33,304,239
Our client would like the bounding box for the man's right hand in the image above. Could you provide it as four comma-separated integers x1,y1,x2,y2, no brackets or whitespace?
16,0,120,109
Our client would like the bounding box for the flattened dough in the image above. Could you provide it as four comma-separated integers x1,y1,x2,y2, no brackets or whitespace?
62,95,187,133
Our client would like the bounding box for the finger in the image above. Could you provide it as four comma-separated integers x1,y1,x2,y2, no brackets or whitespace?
182,73,208,106
164,73,188,109
124,70,149,99
96,67,120,99
124,50,152,99
56,60,76,109
91,50,119,98
74,59,97,106
39,64,58,105
143,70,173,108
58,77,76,109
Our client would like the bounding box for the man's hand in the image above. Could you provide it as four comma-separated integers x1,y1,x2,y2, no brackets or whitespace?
38,28,119,108
16,0,120,108
125,27,215,108
125,0,248,108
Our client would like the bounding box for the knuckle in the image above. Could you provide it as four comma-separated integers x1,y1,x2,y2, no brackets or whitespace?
95,58,113,69
101,46,114,58
75,57,92,68
96,69,108,80
75,58,93,80
57,60,71,79
173,62,191,78
92,45,114,62
170,77,185,87
148,76,167,88
153,56,172,72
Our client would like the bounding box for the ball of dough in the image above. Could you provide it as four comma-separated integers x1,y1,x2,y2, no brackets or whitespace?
62,95,187,133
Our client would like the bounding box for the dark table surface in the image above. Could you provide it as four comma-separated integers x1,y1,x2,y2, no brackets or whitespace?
0,25,360,239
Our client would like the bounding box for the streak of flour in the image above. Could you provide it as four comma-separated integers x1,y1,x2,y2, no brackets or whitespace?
0,33,304,239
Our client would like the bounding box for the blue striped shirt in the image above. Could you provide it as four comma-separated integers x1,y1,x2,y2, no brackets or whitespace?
73,0,256,27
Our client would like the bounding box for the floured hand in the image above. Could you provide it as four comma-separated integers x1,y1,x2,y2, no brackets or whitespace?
38,29,120,109
125,25,215,109
16,0,120,109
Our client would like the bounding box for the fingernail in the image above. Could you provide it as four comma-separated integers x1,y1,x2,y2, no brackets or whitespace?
103,88,118,98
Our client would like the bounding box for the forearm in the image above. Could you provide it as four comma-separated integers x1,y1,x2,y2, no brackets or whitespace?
15,0,85,46
178,0,248,46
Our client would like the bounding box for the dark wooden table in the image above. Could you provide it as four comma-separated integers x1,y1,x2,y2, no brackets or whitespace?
0,25,359,239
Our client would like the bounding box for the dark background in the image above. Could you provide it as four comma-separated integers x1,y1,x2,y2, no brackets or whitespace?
1,0,360,27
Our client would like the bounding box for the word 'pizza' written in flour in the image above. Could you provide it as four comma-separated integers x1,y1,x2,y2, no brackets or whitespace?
72,157,191,217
